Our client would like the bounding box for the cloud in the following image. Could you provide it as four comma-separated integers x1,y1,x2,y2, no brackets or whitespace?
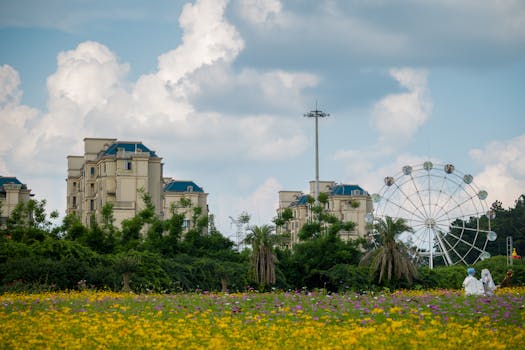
334,148,441,195
157,0,244,85
6,42,131,174
470,134,525,208
0,0,317,231
371,67,432,145
2,0,311,172
188,65,319,115
0,64,22,106
235,0,282,24
214,177,282,237
332,66,433,193
234,0,525,73
0,65,39,173
47,41,129,113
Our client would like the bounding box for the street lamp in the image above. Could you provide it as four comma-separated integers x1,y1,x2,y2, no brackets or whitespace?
304,105,329,206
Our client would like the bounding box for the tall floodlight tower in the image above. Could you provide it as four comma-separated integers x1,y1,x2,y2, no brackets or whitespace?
304,105,330,206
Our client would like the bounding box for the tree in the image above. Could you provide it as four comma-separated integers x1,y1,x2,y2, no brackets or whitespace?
6,199,58,244
360,216,418,285
114,252,141,292
60,213,88,241
284,232,363,289
298,193,356,240
101,203,118,251
244,225,277,290
489,195,525,257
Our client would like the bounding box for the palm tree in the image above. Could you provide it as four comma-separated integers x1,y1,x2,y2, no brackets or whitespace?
244,225,278,290
360,216,418,284
114,252,141,292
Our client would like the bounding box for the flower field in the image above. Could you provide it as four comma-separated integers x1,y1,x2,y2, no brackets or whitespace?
1,288,524,349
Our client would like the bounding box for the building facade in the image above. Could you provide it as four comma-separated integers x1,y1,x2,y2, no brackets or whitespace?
67,138,164,227
163,179,209,231
0,176,33,227
276,181,373,245
66,138,208,229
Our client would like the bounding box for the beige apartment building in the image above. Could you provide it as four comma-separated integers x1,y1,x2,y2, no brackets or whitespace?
67,138,208,229
277,181,373,245
0,176,33,227
163,179,208,230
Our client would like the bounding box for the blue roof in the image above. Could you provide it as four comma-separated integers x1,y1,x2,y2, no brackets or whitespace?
291,194,309,206
288,185,368,207
0,176,22,189
102,142,158,157
330,184,367,196
164,181,204,193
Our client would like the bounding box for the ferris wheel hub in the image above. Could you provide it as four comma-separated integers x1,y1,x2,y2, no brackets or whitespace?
424,218,436,229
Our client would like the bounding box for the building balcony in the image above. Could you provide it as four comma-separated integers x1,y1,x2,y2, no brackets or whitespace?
113,201,135,209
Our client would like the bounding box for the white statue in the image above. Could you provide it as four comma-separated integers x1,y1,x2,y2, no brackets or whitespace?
462,267,484,296
480,268,497,296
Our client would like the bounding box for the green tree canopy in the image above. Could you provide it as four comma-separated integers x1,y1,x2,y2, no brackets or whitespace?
360,216,418,285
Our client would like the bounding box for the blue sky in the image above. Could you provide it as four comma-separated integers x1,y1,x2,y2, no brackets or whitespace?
1,0,524,237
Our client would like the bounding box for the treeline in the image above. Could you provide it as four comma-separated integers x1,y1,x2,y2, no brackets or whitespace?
1,194,524,293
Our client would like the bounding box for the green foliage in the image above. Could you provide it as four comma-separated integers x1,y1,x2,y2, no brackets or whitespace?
60,213,88,241
297,195,357,240
2,194,525,293
137,188,156,223
114,251,141,292
325,264,373,292
6,199,55,244
306,195,314,205
298,222,322,240
0,238,106,291
488,195,525,257
317,192,329,205
120,216,143,250
280,233,362,290
360,216,418,285
244,225,278,290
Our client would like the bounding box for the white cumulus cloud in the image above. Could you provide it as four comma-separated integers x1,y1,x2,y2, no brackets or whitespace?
0,65,39,173
371,67,432,146
0,0,317,228
47,41,129,113
157,0,244,85
470,134,525,208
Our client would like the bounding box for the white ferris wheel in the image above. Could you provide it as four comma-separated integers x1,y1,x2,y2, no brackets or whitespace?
370,161,497,268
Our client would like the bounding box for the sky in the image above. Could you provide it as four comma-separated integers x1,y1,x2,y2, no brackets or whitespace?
1,0,524,240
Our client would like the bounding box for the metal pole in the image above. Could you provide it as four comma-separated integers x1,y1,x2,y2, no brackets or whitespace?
507,236,513,266
315,115,320,205
304,106,329,207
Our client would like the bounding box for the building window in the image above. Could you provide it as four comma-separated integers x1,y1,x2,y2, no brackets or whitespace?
187,186,193,192
90,167,95,176
90,200,94,211
73,182,77,189
72,196,77,208
126,161,132,170
182,219,190,228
